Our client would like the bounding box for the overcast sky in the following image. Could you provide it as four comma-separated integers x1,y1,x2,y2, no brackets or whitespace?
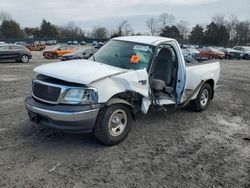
0,0,249,32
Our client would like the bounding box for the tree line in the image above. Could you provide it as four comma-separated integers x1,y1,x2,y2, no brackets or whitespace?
146,13,250,46
0,11,249,46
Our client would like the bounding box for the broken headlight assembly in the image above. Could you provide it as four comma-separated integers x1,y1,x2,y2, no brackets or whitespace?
62,88,98,105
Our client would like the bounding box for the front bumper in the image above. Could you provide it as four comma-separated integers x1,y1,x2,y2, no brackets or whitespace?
25,96,100,133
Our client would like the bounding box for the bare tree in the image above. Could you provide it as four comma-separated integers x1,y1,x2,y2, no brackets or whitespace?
91,26,108,39
117,20,133,36
158,13,175,29
235,20,250,45
58,21,85,38
226,15,239,42
176,20,189,39
146,17,158,36
212,14,226,26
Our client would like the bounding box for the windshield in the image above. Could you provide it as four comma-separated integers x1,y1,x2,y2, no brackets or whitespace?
51,45,61,51
89,40,155,70
74,48,85,54
243,47,250,51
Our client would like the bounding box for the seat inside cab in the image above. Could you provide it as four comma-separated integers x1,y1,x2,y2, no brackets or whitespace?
150,45,178,105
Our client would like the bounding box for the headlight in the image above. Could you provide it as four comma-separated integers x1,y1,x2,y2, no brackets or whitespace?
63,88,98,104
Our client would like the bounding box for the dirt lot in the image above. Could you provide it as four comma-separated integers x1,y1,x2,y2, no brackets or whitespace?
0,52,249,188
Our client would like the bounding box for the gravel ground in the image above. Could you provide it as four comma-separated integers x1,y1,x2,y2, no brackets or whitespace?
0,52,249,188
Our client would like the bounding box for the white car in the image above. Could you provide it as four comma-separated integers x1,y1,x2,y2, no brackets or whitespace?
233,46,250,59
25,36,220,145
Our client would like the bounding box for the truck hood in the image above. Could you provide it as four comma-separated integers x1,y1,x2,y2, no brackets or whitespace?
34,59,128,85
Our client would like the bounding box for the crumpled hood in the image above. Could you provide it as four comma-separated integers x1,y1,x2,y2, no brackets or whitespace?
34,59,128,85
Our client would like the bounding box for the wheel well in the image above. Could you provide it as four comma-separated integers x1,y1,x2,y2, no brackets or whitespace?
205,79,214,99
104,91,143,112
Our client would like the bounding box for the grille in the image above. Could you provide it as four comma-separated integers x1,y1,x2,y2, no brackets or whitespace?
32,81,61,103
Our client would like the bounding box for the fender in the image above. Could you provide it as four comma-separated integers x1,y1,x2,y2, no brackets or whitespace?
105,98,134,109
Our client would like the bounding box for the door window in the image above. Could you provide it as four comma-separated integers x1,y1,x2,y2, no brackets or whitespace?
10,46,22,50
0,46,9,51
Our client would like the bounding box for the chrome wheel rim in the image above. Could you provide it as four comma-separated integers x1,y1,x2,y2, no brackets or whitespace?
108,109,127,137
22,55,29,63
200,89,209,107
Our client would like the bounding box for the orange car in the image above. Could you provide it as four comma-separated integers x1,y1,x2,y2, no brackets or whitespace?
199,47,225,60
43,45,75,59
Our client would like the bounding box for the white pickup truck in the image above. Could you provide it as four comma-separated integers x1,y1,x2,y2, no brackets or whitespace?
25,36,220,145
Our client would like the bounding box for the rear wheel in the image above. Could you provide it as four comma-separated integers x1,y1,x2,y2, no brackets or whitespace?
20,55,30,63
44,52,52,59
94,104,132,145
191,83,212,112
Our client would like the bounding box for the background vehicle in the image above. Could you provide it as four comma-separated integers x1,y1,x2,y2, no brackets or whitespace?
181,48,190,58
14,41,28,46
27,43,46,51
233,46,250,59
67,41,72,45
43,45,75,59
182,46,200,60
199,47,225,59
61,48,97,61
94,42,104,49
80,41,86,45
25,36,220,145
72,41,78,45
223,48,243,59
92,41,98,46
0,44,32,63
46,40,57,45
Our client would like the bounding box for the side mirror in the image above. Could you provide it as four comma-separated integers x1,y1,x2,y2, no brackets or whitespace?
82,52,86,55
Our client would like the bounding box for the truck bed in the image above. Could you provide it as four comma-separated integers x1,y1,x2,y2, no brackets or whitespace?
185,60,220,100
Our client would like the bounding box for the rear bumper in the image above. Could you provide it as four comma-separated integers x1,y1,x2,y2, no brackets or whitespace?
25,96,100,133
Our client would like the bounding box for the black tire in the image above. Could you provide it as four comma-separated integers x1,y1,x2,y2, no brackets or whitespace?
191,83,212,112
44,52,52,59
94,104,132,146
20,55,30,63
244,54,249,60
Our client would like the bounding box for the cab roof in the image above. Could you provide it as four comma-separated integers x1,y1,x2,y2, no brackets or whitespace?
113,36,174,46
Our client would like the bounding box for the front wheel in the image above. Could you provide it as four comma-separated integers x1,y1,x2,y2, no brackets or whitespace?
94,104,132,145
244,54,249,60
191,83,212,112
20,55,30,63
